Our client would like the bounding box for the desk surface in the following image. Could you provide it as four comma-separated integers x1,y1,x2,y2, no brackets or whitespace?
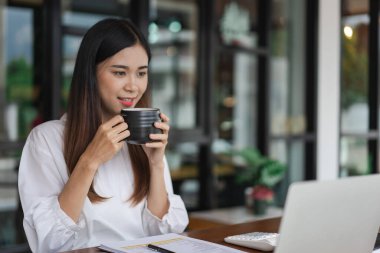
62,217,281,253
190,206,283,225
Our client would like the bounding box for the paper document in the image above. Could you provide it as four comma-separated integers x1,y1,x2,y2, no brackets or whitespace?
99,233,246,253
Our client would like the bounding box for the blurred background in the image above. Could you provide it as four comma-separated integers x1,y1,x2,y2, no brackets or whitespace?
0,0,377,252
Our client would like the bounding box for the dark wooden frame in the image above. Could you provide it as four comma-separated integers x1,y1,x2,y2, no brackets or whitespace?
368,0,379,173
304,0,319,180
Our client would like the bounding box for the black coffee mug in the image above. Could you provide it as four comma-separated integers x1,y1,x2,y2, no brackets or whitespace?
120,108,162,145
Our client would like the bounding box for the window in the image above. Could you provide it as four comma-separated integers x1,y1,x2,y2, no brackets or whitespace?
268,0,316,204
61,0,127,112
149,0,198,129
0,5,34,250
340,0,373,176
212,0,317,207
339,0,380,176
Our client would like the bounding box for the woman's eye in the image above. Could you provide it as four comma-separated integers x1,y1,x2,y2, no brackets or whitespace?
137,72,147,78
113,71,126,77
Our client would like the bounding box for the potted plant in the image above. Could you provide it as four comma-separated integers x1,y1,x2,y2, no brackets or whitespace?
231,147,286,215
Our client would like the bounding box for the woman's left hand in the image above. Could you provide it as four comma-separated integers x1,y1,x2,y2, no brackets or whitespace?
142,112,170,168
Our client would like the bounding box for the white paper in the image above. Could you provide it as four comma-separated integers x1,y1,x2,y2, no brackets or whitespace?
99,233,246,253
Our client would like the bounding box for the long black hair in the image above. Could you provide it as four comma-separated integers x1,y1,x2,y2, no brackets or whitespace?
64,18,152,204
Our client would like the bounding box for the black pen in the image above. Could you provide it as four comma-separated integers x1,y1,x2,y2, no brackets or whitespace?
147,243,176,253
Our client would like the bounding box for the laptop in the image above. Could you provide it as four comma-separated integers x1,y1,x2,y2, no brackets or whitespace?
274,174,380,253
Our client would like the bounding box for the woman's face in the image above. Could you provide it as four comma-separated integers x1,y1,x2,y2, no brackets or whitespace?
96,44,149,121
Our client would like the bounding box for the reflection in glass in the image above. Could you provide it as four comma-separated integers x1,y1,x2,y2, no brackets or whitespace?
215,0,258,48
1,8,35,141
340,7,369,133
61,0,121,28
212,2,260,209
270,140,286,205
340,137,370,176
166,143,199,209
60,0,130,111
288,141,304,183
270,141,287,165
167,143,198,172
62,35,82,110
214,52,257,150
60,1,128,110
270,140,304,205
0,6,32,249
270,0,306,136
0,153,21,248
149,0,198,129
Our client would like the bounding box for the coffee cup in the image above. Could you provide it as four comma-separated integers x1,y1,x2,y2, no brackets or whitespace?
120,108,162,145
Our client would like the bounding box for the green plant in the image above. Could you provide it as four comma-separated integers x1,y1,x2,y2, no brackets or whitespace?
232,147,286,191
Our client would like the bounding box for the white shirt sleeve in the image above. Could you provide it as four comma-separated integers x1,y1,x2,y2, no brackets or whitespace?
18,127,85,253
142,158,189,235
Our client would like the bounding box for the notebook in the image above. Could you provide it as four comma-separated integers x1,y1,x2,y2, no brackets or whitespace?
275,174,380,253
99,233,245,253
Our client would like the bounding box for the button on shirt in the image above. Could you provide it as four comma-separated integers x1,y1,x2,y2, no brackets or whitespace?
18,117,189,253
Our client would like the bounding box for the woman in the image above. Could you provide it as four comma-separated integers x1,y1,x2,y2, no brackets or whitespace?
18,18,188,252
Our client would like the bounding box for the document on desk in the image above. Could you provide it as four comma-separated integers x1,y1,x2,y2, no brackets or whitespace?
99,233,246,253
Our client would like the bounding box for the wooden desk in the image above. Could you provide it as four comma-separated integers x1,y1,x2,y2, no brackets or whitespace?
184,217,281,253
189,206,282,230
61,217,281,253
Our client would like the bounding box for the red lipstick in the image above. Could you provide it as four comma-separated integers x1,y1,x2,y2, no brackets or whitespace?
118,98,134,107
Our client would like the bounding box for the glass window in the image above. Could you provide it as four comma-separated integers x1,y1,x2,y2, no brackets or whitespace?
0,154,20,248
340,137,370,176
270,140,304,205
0,5,33,249
270,0,306,136
215,0,259,49
212,1,260,209
214,51,257,151
268,0,309,206
60,0,130,111
62,35,82,109
149,0,198,129
61,0,122,28
288,141,305,183
1,7,35,142
167,143,199,209
341,0,369,133
269,140,287,204
340,0,371,177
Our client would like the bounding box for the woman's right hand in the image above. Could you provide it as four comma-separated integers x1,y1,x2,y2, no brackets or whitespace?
81,115,129,170
59,115,128,222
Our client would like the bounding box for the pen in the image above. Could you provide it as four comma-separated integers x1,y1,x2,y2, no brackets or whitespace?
147,243,176,253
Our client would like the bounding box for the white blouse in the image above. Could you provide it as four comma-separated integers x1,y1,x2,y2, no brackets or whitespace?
18,117,189,253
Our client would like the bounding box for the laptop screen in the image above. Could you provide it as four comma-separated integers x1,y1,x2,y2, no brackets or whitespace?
275,175,380,253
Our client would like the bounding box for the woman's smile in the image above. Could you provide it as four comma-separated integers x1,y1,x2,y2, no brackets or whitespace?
118,97,135,107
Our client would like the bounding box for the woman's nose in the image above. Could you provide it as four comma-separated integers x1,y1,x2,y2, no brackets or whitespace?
123,75,137,92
